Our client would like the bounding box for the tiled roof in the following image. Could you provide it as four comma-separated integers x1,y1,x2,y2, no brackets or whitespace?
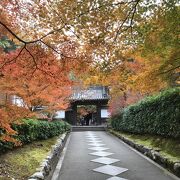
70,86,109,101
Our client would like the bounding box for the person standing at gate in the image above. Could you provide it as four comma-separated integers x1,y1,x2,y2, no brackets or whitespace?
80,117,85,126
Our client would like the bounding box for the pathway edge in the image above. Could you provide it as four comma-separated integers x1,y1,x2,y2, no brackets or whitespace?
51,133,71,180
28,131,70,180
107,129,180,180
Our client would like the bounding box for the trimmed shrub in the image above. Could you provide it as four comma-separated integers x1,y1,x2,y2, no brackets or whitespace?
0,119,71,153
111,88,180,138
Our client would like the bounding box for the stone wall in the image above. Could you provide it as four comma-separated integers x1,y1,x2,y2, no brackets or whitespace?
28,132,69,180
109,130,180,178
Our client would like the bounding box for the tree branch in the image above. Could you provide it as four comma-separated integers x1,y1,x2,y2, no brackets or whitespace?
114,0,140,42
24,45,55,78
24,45,38,67
0,1,137,47
0,21,27,44
40,40,77,59
0,45,25,69
0,0,139,70
129,0,140,36
76,1,134,18
159,65,180,74
0,20,65,44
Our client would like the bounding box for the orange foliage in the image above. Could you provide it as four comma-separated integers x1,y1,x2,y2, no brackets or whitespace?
109,91,144,115
1,0,176,141
0,39,90,142
0,105,31,144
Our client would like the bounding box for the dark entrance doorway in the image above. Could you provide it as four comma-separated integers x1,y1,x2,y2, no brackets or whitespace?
65,86,110,125
77,105,96,126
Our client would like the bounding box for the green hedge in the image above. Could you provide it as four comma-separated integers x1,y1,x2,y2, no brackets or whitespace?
0,119,71,153
111,88,180,138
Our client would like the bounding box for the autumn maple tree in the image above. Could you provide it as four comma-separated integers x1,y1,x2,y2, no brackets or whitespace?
0,38,92,140
0,25,89,142
0,0,179,141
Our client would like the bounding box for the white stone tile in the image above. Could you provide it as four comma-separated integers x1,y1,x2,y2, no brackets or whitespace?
86,137,99,139
86,136,100,138
106,177,128,180
88,147,109,151
86,137,101,140
89,151,113,157
91,157,120,165
87,140,103,143
88,143,106,147
86,133,96,135
93,165,128,176
86,139,102,142
85,135,98,138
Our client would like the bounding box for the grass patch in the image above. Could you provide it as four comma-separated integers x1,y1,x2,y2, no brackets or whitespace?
0,136,58,180
110,129,180,162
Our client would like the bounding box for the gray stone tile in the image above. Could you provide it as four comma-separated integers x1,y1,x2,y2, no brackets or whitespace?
89,151,113,157
91,157,120,165
88,147,109,151
106,177,128,180
93,165,128,176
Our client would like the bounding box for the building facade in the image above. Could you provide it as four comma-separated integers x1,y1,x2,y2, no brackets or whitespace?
65,86,110,125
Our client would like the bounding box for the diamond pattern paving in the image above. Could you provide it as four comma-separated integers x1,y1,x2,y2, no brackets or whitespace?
89,151,113,157
88,143,106,147
91,157,120,165
86,138,101,140
86,134,96,136
93,165,128,176
86,136,100,138
88,147,109,151
106,177,128,180
86,135,98,138
87,133,128,180
87,140,103,143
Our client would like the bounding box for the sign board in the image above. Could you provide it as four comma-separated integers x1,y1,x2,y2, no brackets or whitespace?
55,110,65,119
13,95,24,107
101,109,110,118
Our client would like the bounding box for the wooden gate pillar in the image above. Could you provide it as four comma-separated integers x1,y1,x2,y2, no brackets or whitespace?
96,104,101,125
72,104,77,125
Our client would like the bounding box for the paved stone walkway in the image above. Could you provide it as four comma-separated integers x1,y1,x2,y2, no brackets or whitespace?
53,131,179,180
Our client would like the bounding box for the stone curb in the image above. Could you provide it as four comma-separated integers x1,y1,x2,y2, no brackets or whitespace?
108,130,180,178
28,132,70,180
